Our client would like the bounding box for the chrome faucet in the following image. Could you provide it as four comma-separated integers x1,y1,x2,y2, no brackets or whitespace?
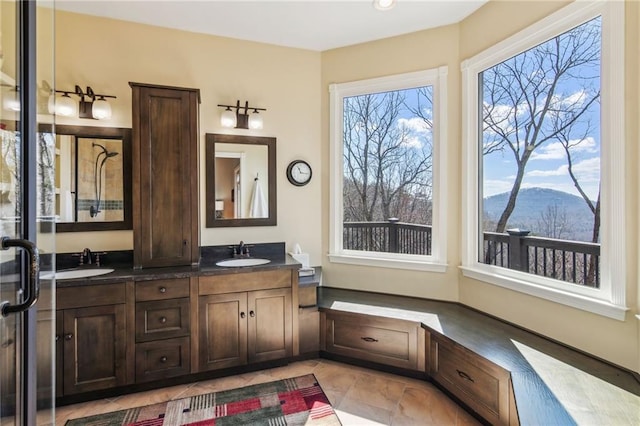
82,248,93,265
236,241,246,257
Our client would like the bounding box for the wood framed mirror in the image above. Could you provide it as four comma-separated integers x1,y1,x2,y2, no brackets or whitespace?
205,133,276,227
39,124,133,232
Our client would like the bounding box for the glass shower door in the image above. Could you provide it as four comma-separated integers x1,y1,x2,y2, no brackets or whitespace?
0,1,55,424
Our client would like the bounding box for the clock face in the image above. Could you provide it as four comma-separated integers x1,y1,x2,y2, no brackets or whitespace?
287,160,312,186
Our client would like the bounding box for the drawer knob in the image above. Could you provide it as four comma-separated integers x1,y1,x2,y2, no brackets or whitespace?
159,316,167,324
456,369,475,383
159,286,167,293
361,337,379,343
160,356,168,363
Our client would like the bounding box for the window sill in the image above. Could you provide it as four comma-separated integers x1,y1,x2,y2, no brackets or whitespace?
328,252,447,273
460,266,628,321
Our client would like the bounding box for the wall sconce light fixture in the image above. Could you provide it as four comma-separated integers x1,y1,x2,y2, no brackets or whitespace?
49,85,116,119
217,100,266,130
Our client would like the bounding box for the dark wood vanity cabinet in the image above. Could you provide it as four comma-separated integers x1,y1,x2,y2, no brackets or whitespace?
198,271,293,371
130,82,200,268
134,278,192,382
57,284,128,396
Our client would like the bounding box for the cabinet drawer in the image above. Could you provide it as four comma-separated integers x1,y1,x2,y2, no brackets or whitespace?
135,298,190,342
57,283,125,309
199,270,291,295
431,335,510,425
135,278,190,301
323,310,423,371
135,337,190,382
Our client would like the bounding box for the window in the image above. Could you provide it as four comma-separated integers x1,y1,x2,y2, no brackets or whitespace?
329,68,448,271
461,1,626,319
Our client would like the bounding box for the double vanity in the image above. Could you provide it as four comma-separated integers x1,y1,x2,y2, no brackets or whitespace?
52,243,317,405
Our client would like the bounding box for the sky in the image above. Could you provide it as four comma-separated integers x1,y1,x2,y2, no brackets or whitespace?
481,17,601,202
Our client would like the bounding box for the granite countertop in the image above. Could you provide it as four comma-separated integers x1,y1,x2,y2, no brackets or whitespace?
50,243,302,288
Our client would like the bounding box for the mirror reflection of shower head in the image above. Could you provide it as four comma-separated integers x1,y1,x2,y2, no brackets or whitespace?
90,143,119,218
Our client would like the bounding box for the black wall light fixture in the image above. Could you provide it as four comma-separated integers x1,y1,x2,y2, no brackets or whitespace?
49,85,116,119
217,100,266,129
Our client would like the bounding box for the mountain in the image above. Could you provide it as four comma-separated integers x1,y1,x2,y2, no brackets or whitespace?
483,187,595,241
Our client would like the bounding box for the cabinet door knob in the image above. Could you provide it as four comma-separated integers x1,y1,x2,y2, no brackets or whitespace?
160,356,168,363
159,316,167,324
240,312,246,319
54,335,60,342
64,333,73,341
249,310,255,318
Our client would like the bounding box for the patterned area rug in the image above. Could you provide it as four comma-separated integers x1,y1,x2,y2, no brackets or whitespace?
65,374,341,425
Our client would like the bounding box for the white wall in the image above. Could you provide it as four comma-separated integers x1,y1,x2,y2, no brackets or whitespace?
52,10,323,264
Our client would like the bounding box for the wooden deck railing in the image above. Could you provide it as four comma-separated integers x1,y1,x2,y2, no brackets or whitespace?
343,221,600,287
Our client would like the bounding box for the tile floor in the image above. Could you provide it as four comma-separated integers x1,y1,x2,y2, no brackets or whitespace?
55,359,480,425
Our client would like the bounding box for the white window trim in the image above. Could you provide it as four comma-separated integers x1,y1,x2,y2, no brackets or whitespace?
461,0,627,320
329,67,448,272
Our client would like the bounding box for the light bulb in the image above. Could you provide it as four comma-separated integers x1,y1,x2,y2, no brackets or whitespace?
221,108,236,128
56,94,77,117
373,0,396,11
248,111,263,130
92,98,112,120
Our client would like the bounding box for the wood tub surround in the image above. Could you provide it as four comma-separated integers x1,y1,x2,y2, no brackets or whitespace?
318,287,640,426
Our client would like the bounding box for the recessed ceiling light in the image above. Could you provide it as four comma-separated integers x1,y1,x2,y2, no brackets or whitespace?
373,0,397,11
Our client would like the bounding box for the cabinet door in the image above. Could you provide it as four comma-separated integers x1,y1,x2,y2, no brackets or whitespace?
62,304,127,395
198,293,247,371
131,83,199,268
248,288,292,363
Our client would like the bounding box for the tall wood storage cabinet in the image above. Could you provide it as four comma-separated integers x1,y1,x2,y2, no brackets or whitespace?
130,83,201,268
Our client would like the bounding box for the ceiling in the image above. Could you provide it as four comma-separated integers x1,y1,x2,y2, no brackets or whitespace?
55,0,488,51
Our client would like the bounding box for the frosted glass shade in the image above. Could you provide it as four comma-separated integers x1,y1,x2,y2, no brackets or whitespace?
55,95,77,117
3,90,20,112
47,94,56,114
248,112,263,130
220,109,236,128
92,98,112,120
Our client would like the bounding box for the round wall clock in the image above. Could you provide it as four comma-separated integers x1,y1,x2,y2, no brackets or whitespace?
286,160,312,186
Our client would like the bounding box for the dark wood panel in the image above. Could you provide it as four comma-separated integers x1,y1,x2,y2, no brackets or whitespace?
135,298,190,342
198,293,247,371
57,283,126,309
135,337,190,382
299,308,320,354
323,310,422,371
198,270,291,295
135,278,190,301
248,288,292,363
298,285,317,308
130,83,200,268
431,334,510,425
62,304,127,395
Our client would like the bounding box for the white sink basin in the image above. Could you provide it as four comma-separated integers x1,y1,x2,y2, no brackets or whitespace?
215,258,271,267
40,268,115,280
